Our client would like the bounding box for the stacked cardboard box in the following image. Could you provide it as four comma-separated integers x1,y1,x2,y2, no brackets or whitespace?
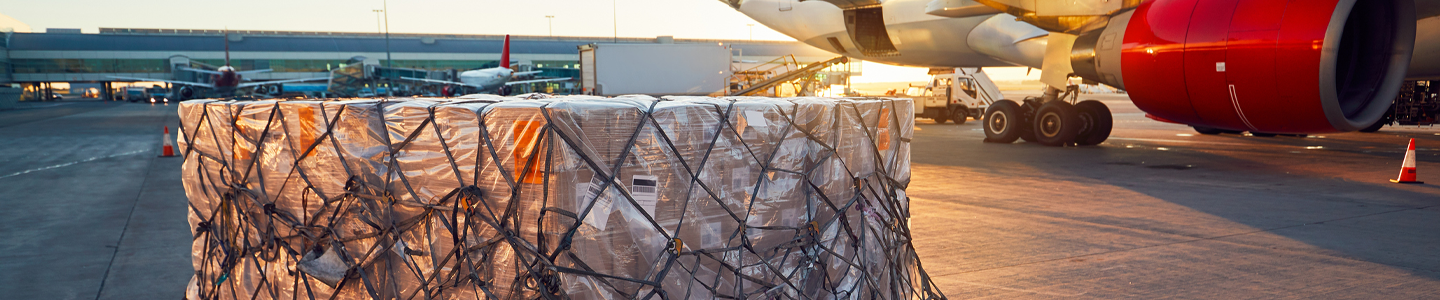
178,95,940,299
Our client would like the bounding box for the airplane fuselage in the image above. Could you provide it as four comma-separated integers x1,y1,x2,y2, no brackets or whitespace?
738,0,1019,68
457,67,514,92
735,0,1440,79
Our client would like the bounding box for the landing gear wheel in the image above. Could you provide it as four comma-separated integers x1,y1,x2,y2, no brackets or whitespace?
983,100,1026,143
1074,100,1112,146
1250,132,1278,137
1017,102,1039,143
950,108,969,125
1033,101,1081,147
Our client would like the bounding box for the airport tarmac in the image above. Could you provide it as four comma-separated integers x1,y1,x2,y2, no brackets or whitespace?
0,95,1435,299
909,91,1440,299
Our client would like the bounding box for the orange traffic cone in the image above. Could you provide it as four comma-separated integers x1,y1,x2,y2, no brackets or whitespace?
1391,138,1422,184
161,126,176,157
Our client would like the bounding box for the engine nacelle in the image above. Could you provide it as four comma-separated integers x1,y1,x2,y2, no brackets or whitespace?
1072,0,1416,133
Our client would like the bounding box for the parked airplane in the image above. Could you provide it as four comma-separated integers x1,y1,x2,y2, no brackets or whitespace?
108,30,328,99
725,0,1440,146
401,35,571,96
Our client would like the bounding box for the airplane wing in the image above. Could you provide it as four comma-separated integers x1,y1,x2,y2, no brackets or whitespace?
177,67,272,75
105,76,215,88
235,77,329,88
512,71,542,76
505,77,572,86
399,77,485,88
177,67,223,76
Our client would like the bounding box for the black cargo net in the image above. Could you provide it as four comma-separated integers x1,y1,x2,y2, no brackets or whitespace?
177,96,943,300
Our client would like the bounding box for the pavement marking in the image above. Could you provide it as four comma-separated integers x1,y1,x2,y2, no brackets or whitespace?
0,150,148,180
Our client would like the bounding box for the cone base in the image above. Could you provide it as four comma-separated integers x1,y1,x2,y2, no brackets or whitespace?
1390,179,1424,184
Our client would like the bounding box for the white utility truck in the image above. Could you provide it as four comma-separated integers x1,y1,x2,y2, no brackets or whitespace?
910,68,1003,124
579,42,734,96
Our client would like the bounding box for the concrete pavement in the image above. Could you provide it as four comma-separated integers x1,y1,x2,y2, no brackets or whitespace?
0,102,189,300
908,93,1440,299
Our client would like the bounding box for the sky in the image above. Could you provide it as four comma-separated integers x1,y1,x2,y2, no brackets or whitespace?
0,0,1037,83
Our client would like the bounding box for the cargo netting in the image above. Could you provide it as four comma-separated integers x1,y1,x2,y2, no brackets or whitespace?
178,94,944,300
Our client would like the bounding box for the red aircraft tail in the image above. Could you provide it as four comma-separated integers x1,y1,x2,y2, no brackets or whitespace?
500,35,511,69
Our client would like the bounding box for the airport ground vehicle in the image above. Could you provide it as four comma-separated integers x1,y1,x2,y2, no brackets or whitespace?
123,88,147,102
1364,81,1440,131
146,87,169,102
579,42,733,96
911,68,1000,124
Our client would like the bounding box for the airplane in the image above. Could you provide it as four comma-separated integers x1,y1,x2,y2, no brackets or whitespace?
400,35,572,96
724,0,1440,146
108,30,327,99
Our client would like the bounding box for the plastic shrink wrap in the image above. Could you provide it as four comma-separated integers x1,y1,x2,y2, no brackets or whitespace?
178,95,942,299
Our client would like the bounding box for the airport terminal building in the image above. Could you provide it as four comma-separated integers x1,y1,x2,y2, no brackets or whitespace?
0,28,835,100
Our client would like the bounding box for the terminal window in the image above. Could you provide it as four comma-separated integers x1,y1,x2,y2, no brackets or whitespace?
12,59,167,73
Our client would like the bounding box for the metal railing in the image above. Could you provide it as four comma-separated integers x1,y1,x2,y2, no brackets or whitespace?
728,56,849,96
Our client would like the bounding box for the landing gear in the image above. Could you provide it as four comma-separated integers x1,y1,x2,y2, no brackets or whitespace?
984,85,1114,147
983,100,1028,143
1033,101,1080,146
1249,132,1278,137
1074,100,1112,146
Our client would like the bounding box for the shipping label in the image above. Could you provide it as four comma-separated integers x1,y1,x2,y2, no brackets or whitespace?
576,175,611,230
631,175,659,216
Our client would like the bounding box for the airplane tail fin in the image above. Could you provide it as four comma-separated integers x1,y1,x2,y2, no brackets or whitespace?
500,35,511,69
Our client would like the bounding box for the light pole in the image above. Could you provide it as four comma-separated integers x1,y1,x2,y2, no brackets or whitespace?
747,24,755,41
382,0,393,97
546,15,555,37
372,9,385,97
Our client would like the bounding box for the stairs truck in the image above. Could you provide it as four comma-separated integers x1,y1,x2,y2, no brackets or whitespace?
912,68,1002,124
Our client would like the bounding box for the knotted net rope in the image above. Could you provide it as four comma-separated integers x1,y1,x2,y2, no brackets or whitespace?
178,95,944,300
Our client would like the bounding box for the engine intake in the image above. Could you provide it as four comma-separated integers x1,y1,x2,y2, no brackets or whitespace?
1073,0,1415,133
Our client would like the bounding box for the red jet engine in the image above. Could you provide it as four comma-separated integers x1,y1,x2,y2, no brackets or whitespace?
1071,0,1416,133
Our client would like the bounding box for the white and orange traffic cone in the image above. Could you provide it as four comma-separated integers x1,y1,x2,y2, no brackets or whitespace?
1391,138,1422,184
161,126,176,157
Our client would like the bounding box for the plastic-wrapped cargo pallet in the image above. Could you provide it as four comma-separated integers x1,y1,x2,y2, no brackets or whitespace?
178,94,944,300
